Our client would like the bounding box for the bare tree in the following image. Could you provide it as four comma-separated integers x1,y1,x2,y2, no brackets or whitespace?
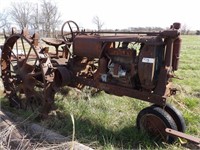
181,24,190,35
40,0,61,37
9,2,35,29
30,4,39,31
0,10,13,34
0,11,8,29
92,16,104,31
8,0,61,37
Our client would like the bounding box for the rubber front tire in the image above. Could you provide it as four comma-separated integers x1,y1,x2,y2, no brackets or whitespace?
136,106,178,144
151,103,186,133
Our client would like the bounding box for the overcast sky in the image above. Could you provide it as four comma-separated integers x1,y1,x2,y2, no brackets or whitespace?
0,0,199,30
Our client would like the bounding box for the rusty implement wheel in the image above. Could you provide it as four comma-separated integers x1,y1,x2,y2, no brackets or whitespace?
1,31,55,116
136,106,178,144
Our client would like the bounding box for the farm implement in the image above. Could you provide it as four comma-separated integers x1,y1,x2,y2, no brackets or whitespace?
0,21,199,147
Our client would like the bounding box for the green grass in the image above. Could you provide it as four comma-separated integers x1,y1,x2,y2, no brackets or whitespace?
50,88,152,148
0,35,200,149
170,35,200,142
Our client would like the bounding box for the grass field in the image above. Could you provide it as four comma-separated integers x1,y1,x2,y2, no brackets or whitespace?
0,35,200,149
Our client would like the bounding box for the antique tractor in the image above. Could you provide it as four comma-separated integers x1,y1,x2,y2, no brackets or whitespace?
1,21,199,145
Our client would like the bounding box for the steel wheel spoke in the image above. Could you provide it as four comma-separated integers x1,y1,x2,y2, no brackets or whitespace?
21,37,27,57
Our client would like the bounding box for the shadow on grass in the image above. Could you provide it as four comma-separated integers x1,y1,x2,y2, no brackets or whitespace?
44,111,165,149
0,94,166,149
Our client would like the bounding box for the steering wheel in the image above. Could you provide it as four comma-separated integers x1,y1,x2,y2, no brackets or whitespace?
61,20,80,42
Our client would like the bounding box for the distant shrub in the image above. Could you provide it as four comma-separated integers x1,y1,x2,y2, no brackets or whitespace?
196,30,200,35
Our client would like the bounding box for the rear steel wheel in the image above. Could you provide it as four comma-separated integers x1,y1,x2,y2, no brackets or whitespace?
1,30,55,116
136,106,178,143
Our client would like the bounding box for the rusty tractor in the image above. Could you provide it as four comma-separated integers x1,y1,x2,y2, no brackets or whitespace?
1,21,200,146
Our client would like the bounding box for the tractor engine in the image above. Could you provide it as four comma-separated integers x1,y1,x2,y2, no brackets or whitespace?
100,45,137,88
72,34,165,91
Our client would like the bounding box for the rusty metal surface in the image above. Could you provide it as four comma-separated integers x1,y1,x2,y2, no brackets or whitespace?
0,29,55,117
138,44,163,90
172,37,181,71
140,112,169,142
42,38,66,57
1,21,182,118
0,21,181,110
166,128,200,147
75,34,164,44
42,38,65,46
73,29,180,38
53,66,71,87
73,35,102,58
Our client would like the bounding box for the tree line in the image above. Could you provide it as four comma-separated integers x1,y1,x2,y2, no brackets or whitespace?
0,0,105,38
0,0,61,37
1,0,199,37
